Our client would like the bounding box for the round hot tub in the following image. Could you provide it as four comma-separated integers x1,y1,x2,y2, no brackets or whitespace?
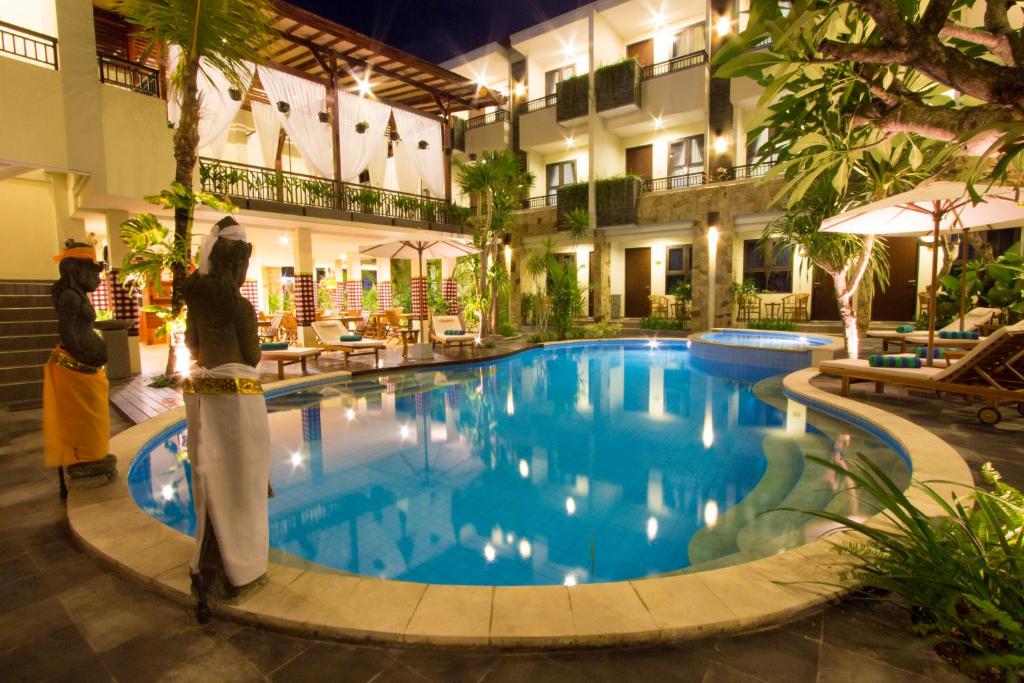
688,329,843,380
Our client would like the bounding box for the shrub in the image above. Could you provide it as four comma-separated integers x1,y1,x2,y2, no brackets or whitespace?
641,316,684,330
803,459,1024,679
748,318,798,331
527,331,558,344
499,321,518,337
578,322,622,339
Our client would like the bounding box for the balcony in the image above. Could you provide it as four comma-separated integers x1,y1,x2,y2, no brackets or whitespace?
520,194,557,210
98,54,161,98
557,176,642,228
595,59,641,117
604,51,708,136
198,158,470,232
640,51,707,80
0,20,58,69
517,94,557,115
465,109,511,157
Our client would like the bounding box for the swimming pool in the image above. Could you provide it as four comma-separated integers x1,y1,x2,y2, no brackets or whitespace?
128,341,906,586
689,329,844,377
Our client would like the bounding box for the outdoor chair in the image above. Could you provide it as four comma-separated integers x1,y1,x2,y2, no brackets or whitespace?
310,320,386,367
430,314,476,353
737,294,761,322
648,295,668,318
258,312,284,342
280,313,298,344
782,293,809,321
866,307,1001,352
818,320,1024,425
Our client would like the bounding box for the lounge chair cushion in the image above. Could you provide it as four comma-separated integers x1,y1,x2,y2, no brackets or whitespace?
340,334,363,341
939,330,979,340
915,346,953,359
869,355,921,368
819,358,947,380
896,325,915,333
260,342,289,351
335,339,384,348
444,329,465,336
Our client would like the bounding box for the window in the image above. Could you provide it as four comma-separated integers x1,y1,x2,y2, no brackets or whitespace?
673,22,706,58
668,135,704,185
544,65,576,95
745,127,776,166
743,239,792,292
357,169,370,184
665,245,693,294
546,160,577,196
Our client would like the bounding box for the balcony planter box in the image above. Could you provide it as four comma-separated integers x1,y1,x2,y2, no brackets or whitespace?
556,175,642,227
595,58,641,117
556,74,588,124
450,117,467,151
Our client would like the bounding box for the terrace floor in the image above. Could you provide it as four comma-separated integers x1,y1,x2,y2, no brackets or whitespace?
3,338,1020,681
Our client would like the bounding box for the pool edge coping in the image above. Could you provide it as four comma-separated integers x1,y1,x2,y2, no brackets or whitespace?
66,354,974,649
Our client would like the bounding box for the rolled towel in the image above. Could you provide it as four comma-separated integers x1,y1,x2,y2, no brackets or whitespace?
444,329,465,336
896,325,915,333
869,355,922,368
260,342,289,351
339,334,363,342
938,330,979,340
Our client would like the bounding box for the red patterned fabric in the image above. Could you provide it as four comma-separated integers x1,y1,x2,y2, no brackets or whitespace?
442,277,458,315
88,274,110,312
294,273,316,326
410,276,427,319
330,285,345,310
108,269,140,336
240,279,260,313
377,280,392,310
345,280,363,312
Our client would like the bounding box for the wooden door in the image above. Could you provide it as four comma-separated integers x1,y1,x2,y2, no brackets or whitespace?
624,247,651,317
627,39,654,67
810,266,840,321
626,145,653,183
872,236,918,321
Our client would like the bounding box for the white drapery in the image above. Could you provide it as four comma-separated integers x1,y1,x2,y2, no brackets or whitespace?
256,66,333,178
336,90,391,184
391,107,446,198
167,45,252,151
250,102,280,168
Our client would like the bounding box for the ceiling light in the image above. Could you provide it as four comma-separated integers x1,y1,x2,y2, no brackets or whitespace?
356,73,372,97
716,14,731,37
652,12,666,28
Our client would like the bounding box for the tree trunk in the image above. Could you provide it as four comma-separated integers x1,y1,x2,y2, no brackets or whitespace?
477,190,494,337
833,272,860,360
165,55,202,377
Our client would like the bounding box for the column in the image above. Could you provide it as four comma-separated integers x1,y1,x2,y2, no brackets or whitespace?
292,227,317,346
344,252,363,313
330,259,346,310
708,0,736,174
104,210,141,374
376,257,393,309
592,230,611,320
440,257,458,315
691,211,734,332
410,256,427,328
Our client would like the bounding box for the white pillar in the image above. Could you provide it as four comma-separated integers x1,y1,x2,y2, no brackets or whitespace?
293,227,317,346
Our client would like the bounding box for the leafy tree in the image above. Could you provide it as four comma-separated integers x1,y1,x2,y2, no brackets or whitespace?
455,151,535,337
116,0,276,372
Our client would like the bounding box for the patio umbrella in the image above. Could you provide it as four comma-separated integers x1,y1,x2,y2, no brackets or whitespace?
821,181,1024,365
359,239,479,343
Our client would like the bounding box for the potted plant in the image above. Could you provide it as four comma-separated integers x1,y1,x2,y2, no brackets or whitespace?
389,130,400,141
318,111,329,123
228,87,242,101
276,100,290,114
711,166,731,182
417,139,429,150
355,120,369,134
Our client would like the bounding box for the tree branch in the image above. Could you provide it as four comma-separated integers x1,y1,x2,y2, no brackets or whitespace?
983,0,1024,69
851,97,1012,153
921,0,954,34
847,0,912,45
941,23,1018,67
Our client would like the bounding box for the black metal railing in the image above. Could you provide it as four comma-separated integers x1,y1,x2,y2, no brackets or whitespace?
641,51,707,80
467,109,510,129
642,172,706,192
198,158,470,227
520,194,557,209
98,54,161,98
0,20,58,69
752,35,773,50
518,93,557,115
731,160,775,180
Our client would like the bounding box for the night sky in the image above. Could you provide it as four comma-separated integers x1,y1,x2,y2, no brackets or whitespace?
290,0,588,64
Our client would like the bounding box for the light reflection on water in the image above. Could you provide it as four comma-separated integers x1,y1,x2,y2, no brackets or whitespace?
129,342,908,586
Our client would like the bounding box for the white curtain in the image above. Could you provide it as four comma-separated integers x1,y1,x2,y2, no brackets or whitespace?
392,138,423,194
256,66,333,178
167,45,252,151
250,102,280,168
391,107,446,197
336,90,391,184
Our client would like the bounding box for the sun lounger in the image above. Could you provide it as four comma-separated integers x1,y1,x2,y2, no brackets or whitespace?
430,315,476,352
866,307,1000,352
311,320,386,367
819,321,1024,424
260,346,321,379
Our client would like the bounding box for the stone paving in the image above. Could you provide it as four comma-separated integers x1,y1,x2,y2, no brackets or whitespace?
4,336,1021,681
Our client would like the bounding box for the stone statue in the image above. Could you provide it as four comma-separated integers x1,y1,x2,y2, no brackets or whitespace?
43,240,117,497
181,216,270,620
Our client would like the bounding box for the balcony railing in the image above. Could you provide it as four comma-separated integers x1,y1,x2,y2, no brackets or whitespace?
641,51,707,80
642,172,706,192
639,161,777,194
732,160,775,180
753,36,773,50
198,158,469,227
0,20,58,69
467,109,510,129
98,54,161,98
521,194,557,209
518,93,557,115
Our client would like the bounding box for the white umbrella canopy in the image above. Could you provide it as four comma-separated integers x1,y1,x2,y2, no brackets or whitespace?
820,181,1024,365
359,239,480,342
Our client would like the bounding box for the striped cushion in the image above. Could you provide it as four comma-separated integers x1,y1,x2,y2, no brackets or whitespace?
938,330,979,339
915,346,953,359
896,325,915,333
444,329,466,336
868,355,922,368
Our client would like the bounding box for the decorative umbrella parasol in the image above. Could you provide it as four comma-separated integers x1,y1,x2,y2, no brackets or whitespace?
821,181,1024,365
359,239,479,344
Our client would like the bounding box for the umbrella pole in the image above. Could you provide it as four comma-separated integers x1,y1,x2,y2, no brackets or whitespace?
959,228,968,333
927,212,940,368
418,250,426,344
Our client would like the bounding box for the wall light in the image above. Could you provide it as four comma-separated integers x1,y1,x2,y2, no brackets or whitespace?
652,11,666,28
513,81,526,97
715,14,732,37
279,236,290,246
653,116,664,130
713,135,728,155
563,43,576,61
565,135,575,149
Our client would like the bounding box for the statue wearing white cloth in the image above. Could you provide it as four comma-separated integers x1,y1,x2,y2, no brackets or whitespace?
182,216,271,618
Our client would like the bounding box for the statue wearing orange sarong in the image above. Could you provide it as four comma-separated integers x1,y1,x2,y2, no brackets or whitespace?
43,241,116,491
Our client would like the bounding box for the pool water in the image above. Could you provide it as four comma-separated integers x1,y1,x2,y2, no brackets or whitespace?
129,341,907,586
701,330,833,350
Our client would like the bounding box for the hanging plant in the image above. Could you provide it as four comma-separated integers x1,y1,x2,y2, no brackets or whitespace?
228,87,242,101
418,140,429,150
318,111,329,123
276,100,290,114
166,120,175,129
355,121,369,134
389,130,400,142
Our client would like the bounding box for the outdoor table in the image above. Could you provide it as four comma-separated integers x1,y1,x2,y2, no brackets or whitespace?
260,346,321,379
765,302,781,319
395,329,419,358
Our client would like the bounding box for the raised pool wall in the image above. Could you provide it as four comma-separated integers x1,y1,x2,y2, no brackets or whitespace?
688,329,844,377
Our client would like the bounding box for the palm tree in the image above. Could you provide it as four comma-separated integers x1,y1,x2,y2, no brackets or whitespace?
116,0,275,372
455,151,535,337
